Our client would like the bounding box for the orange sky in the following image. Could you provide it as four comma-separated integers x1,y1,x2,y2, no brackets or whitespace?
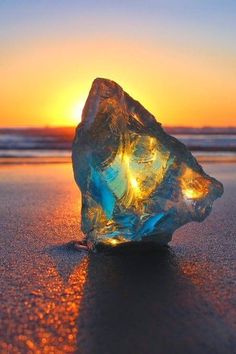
1,1,235,127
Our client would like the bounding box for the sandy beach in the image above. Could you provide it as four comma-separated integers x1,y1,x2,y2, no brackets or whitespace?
0,162,235,354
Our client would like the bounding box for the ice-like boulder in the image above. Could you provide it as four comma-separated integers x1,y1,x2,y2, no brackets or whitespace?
72,78,223,250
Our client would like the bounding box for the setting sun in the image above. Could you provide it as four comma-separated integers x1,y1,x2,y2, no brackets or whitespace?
0,2,235,352
71,98,86,125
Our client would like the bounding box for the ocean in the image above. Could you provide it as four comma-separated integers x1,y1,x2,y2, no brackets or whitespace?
0,127,236,163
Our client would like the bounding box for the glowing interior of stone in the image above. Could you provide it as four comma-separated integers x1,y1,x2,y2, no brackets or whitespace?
181,165,211,200
183,188,204,199
103,134,170,210
72,78,224,249
104,236,129,247
109,239,119,246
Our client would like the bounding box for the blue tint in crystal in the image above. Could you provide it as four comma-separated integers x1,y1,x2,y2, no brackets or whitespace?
72,78,223,250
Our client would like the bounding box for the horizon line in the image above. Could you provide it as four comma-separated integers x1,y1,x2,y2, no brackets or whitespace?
1,125,236,130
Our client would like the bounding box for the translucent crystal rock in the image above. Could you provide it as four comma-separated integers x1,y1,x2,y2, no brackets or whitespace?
72,78,223,250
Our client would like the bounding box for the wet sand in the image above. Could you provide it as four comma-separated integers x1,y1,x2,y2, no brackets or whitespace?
0,163,235,353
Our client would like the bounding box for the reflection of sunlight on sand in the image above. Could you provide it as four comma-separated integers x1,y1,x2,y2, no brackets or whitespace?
3,162,87,352
179,261,205,286
31,164,86,352
178,257,235,329
19,256,89,353
0,162,234,352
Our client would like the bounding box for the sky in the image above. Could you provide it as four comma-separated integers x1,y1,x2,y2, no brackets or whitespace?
0,0,235,127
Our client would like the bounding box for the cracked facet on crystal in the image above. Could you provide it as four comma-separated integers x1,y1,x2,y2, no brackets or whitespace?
72,78,223,249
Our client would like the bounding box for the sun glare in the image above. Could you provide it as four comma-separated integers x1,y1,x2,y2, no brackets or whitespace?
71,98,86,125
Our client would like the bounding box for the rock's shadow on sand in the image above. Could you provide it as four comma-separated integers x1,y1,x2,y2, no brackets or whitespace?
46,242,233,354
75,248,233,354
45,242,88,283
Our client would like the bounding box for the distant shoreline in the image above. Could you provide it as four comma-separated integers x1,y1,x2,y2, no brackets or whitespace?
0,126,236,163
1,155,236,165
1,126,236,134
